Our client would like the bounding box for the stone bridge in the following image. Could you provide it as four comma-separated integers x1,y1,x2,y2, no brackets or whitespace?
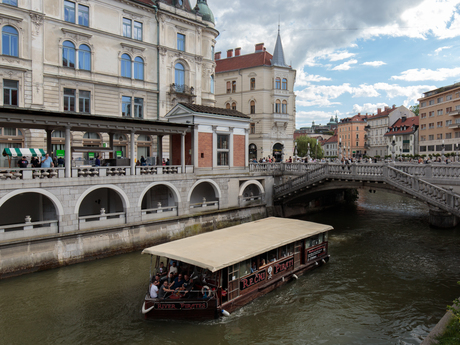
250,163,460,227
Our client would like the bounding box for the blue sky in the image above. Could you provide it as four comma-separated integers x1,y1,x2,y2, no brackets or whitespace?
211,0,460,128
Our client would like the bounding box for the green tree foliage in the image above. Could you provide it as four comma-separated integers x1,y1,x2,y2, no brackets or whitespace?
409,104,419,116
295,136,324,159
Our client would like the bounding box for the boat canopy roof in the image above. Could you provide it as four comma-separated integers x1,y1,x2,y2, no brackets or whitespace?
141,217,333,272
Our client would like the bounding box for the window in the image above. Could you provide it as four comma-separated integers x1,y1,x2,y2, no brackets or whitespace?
250,78,255,90
3,0,17,6
210,75,214,94
2,26,18,57
456,132,460,139
133,98,143,118
64,1,76,23
121,54,131,78
3,79,18,106
421,135,426,141
174,63,185,92
446,107,452,113
437,121,443,128
232,80,236,93
429,100,435,105
177,33,185,51
275,99,281,113
134,57,144,80
226,81,231,93
421,102,426,107
78,44,91,70
282,78,287,90
456,105,460,111
231,102,236,110
62,41,75,67
250,100,255,114
421,113,426,119
64,88,76,112
217,134,229,166
437,97,443,103
447,95,453,101
275,77,281,89
446,133,452,139
429,111,434,117
446,120,452,126
437,133,443,140
133,21,143,41
429,123,434,129
79,90,90,113
250,123,255,134
437,109,443,116
226,103,230,109
282,100,287,113
122,96,131,117
421,124,426,130
429,135,434,140
78,5,89,26
123,18,132,38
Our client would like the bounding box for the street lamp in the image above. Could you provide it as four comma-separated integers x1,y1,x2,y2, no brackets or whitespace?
294,141,298,162
338,137,342,162
391,135,396,162
307,142,310,162
441,140,445,162
316,139,318,160
456,143,459,163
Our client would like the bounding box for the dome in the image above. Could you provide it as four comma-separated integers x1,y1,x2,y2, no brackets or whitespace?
196,0,215,24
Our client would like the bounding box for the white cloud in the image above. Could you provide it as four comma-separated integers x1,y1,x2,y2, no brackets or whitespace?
296,69,331,86
327,51,356,62
391,67,460,81
434,46,453,55
296,110,340,127
332,59,358,71
353,103,389,114
362,61,386,67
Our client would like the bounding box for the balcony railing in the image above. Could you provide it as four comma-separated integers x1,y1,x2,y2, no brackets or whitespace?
170,84,196,97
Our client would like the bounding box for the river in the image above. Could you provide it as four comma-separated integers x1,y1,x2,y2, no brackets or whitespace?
1,191,459,345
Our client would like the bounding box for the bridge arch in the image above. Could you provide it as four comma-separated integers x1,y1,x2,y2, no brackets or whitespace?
239,180,265,197
187,179,222,209
138,182,182,208
74,185,130,216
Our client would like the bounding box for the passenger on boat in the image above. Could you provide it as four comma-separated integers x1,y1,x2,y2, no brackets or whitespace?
251,262,257,273
172,274,185,289
158,281,174,299
149,280,159,298
260,259,266,268
167,272,176,284
169,262,178,276
158,262,167,277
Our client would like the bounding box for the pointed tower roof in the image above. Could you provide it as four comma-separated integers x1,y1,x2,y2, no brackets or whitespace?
271,26,288,67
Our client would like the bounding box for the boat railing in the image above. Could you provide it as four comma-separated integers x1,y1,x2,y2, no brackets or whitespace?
147,289,218,301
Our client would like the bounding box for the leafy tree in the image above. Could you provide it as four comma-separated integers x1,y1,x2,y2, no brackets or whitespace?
295,136,324,159
409,104,419,116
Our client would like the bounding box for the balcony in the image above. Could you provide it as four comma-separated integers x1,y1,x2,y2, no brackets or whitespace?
448,110,460,116
364,125,370,130
169,84,196,98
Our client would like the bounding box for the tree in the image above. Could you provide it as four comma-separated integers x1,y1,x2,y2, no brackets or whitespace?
409,104,419,116
295,136,324,159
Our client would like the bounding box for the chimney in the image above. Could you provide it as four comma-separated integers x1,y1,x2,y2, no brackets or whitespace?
255,43,264,52
377,108,381,114
227,49,233,58
215,51,221,60
235,47,241,56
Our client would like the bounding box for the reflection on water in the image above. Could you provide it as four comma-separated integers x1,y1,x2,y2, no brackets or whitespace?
0,191,459,345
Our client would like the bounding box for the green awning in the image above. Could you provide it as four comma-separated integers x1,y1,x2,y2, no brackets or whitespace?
2,148,46,157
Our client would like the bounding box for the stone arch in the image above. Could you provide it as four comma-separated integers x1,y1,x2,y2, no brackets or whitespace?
138,182,182,208
74,185,130,215
0,189,64,218
187,179,222,203
238,180,265,197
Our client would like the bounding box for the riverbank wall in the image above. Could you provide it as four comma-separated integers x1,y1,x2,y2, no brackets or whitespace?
0,205,267,279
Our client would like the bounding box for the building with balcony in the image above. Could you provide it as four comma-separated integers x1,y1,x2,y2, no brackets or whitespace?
214,28,296,162
365,105,415,157
384,115,419,157
0,0,218,167
418,82,460,156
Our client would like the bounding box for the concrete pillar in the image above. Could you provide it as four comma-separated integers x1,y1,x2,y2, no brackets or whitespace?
229,127,234,167
157,135,163,165
212,126,217,168
65,126,71,177
181,133,185,172
46,129,52,155
245,128,249,169
429,207,459,228
109,133,114,159
130,130,135,173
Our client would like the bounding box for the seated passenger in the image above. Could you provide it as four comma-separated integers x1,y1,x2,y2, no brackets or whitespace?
172,274,185,290
167,272,176,284
158,262,167,277
260,259,266,268
169,261,178,276
158,281,174,299
149,280,159,298
251,262,257,273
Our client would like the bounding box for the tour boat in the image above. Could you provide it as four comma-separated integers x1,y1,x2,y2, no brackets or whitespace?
141,217,333,320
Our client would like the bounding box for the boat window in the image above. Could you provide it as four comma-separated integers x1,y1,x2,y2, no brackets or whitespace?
259,253,268,268
287,243,294,255
267,249,278,263
324,232,328,242
239,259,251,277
318,233,324,244
306,236,319,248
228,264,239,281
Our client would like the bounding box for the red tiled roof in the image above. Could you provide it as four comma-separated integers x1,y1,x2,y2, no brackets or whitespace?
323,134,338,144
384,116,419,136
216,51,274,73
178,103,250,119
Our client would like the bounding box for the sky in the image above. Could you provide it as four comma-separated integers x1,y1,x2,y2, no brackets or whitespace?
211,0,460,129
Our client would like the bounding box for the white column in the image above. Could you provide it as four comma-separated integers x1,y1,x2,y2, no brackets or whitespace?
130,130,136,173
212,127,217,168
245,128,249,169
181,133,185,172
65,126,71,178
229,127,234,167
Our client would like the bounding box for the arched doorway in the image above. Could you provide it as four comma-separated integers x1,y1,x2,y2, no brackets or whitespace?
249,144,257,161
273,143,283,162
